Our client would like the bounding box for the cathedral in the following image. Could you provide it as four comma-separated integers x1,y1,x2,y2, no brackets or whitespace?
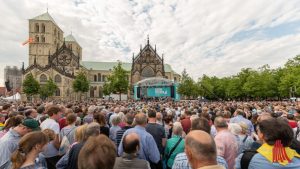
23,12,180,99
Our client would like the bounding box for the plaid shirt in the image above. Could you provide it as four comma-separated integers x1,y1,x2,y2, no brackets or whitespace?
172,152,228,169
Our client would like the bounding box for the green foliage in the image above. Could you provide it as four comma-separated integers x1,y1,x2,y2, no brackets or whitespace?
177,69,197,98
178,55,300,100
72,71,89,93
22,73,40,97
39,78,58,99
104,62,129,100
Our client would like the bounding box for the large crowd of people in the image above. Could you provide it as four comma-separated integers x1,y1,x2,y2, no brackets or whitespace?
0,99,300,169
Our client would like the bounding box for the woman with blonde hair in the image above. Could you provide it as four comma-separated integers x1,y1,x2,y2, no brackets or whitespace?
11,131,48,169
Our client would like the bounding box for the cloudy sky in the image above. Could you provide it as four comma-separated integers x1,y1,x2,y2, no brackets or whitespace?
1,0,300,86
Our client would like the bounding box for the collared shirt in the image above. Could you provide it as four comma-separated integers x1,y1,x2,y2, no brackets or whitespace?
165,135,185,168
118,125,160,163
172,152,228,169
0,128,21,168
229,115,254,135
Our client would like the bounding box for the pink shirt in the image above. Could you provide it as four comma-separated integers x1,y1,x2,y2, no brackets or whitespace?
214,130,238,169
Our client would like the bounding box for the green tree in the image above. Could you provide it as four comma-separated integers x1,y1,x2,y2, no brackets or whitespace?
22,73,40,100
177,69,197,99
39,78,58,100
105,62,129,100
72,71,89,100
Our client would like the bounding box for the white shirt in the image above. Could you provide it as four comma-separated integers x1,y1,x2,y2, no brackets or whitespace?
40,118,60,134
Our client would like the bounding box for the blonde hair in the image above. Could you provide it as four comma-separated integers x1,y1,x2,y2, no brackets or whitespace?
75,124,88,142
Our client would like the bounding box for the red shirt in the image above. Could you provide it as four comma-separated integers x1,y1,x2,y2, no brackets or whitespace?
181,117,191,134
59,117,67,130
288,121,297,128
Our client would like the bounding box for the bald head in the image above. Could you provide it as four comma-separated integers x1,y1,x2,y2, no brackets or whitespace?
135,113,147,125
185,130,217,163
123,133,140,154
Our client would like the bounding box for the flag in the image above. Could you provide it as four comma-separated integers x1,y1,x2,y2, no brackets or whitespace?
22,37,33,46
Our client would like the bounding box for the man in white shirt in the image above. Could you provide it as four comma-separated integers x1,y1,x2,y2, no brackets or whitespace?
40,105,62,134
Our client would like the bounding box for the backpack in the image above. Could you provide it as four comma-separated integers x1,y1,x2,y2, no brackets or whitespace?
240,150,257,169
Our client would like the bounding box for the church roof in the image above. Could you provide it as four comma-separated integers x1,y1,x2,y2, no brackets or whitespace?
65,34,77,42
81,61,174,73
31,12,58,26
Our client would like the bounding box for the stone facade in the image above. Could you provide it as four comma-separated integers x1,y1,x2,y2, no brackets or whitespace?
23,12,180,100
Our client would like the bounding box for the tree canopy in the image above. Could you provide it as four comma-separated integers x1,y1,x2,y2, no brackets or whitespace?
72,71,89,93
39,78,58,100
178,55,300,100
22,73,40,97
104,62,129,100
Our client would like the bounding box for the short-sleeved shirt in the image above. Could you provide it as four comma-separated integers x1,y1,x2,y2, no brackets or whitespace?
60,125,77,145
146,123,166,154
164,135,184,168
40,118,60,134
118,126,160,163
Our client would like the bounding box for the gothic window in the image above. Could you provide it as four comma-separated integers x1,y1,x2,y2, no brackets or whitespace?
35,23,39,33
141,66,155,78
58,31,60,39
54,74,62,83
94,75,97,82
41,23,45,33
174,77,177,82
54,28,56,35
55,88,60,96
40,74,47,83
35,35,39,43
102,75,107,82
98,73,101,82
41,35,45,43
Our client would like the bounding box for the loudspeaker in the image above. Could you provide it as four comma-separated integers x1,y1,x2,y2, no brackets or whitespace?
171,86,175,98
137,87,140,98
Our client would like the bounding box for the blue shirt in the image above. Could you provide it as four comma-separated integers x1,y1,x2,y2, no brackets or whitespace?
230,115,254,135
118,125,160,163
172,152,228,169
0,128,21,168
235,152,300,169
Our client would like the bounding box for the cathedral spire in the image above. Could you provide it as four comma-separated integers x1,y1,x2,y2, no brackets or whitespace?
22,62,24,72
155,45,157,54
34,56,37,65
147,35,149,45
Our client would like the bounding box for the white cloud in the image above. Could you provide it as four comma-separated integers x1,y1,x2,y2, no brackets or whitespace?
1,0,300,85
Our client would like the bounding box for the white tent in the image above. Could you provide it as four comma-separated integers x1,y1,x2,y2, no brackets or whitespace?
3,92,21,101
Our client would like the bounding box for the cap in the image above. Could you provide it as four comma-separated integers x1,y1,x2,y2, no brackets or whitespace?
22,119,40,131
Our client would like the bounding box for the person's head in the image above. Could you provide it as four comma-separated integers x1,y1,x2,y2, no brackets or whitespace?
36,106,45,114
191,117,211,134
24,109,38,118
93,112,106,126
239,122,248,135
257,118,294,147
46,105,62,121
75,124,88,142
88,105,96,115
11,131,48,169
125,112,134,126
3,115,24,131
42,129,56,141
257,113,272,123
147,109,157,119
156,112,163,122
185,130,217,169
123,132,140,154
172,122,183,136
84,122,100,141
114,107,120,114
287,114,294,120
214,117,228,130
2,104,11,111
235,109,245,116
15,119,40,136
78,135,117,169
111,115,121,126
134,113,147,126
228,123,242,136
66,113,77,125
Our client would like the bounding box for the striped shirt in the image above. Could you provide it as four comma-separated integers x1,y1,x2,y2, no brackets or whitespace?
116,126,132,148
